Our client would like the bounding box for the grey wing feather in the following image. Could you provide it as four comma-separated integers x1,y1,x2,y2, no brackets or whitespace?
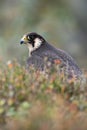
27,55,45,71
41,49,82,77
27,42,82,77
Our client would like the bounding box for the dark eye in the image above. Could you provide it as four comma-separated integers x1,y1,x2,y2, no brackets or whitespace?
30,35,35,40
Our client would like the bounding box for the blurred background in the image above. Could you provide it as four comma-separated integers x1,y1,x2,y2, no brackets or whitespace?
0,0,87,69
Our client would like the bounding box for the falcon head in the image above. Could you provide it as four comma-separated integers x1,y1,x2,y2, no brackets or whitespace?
20,32,45,56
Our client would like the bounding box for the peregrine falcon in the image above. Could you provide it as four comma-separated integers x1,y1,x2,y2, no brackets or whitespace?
20,32,82,79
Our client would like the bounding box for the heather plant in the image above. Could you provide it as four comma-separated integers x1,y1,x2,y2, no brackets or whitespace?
0,60,87,130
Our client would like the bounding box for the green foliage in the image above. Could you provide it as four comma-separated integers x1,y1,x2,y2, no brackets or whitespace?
0,60,87,130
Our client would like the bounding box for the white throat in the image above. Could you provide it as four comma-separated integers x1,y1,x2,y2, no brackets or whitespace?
27,38,42,57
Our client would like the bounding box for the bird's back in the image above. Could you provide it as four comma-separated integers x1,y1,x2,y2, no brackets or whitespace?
27,42,82,78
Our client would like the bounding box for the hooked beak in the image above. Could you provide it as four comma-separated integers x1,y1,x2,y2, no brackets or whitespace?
20,35,29,44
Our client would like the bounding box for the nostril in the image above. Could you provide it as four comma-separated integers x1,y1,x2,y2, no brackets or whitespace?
20,41,24,44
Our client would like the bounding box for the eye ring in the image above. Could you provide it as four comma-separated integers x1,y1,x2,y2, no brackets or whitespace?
27,36,30,40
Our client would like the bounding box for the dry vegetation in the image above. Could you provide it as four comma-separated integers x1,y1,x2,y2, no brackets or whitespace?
0,60,87,130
